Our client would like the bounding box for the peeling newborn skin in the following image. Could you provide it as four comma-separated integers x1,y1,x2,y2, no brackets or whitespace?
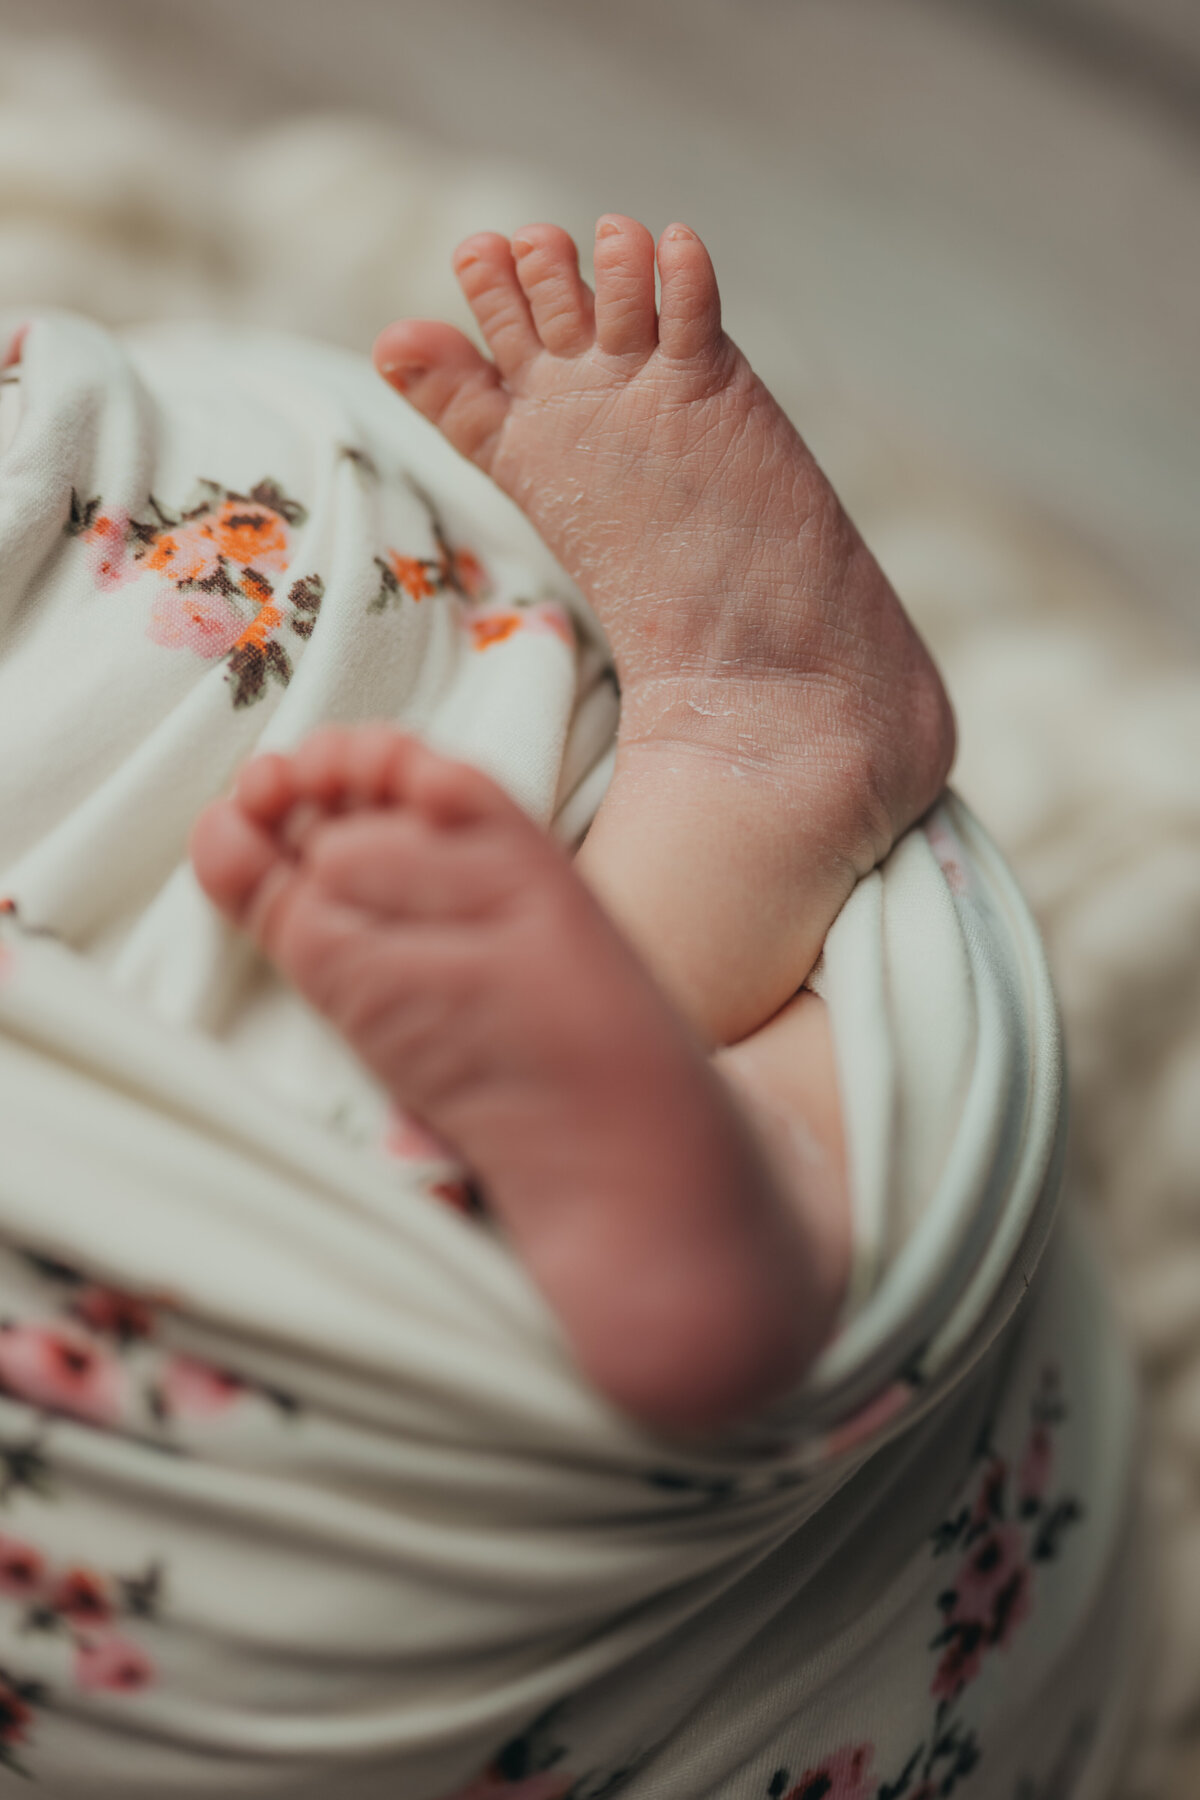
374,215,954,1047
195,216,950,1430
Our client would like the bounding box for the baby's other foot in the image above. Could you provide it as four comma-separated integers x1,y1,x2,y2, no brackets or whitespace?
375,219,955,1042
190,728,847,1432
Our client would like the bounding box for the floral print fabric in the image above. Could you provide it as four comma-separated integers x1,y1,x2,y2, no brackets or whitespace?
66,472,573,712
0,314,1138,1798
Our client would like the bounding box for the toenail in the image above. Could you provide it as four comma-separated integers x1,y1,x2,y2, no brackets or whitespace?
664,224,696,242
596,219,622,239
511,234,534,256
380,360,426,388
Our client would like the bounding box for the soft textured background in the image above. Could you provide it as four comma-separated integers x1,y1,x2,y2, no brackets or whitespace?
1,1,1198,1791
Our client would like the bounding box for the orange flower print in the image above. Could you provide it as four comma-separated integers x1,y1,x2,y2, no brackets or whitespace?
369,537,492,613
467,612,522,651
232,576,284,653
466,603,574,653
74,1633,154,1694
142,519,223,586
210,498,290,571
387,551,437,601
0,1323,125,1427
142,493,291,583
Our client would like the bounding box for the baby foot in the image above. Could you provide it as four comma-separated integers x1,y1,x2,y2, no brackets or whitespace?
375,219,955,1043
190,727,847,1432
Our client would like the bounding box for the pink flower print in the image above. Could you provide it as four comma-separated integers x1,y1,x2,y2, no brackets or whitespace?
51,1567,114,1627
74,1632,154,1694
441,1775,572,1800
924,815,969,897
523,602,574,648
81,511,140,591
159,1354,245,1418
0,1676,32,1747
1019,1423,1054,1508
954,1524,1031,1639
782,1741,876,1800
970,1455,1007,1529
931,1619,987,1702
1,324,27,370
147,589,245,659
0,1323,125,1425
932,1522,1034,1701
0,1535,46,1601
448,548,490,600
70,1286,156,1345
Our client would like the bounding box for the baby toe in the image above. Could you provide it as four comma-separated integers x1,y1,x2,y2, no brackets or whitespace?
511,224,595,356
374,320,510,469
593,215,658,359
289,728,359,809
338,724,413,809
233,752,296,826
655,224,724,362
452,233,541,380
190,798,284,926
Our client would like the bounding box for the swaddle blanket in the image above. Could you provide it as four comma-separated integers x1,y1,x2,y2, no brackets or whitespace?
0,316,1138,1800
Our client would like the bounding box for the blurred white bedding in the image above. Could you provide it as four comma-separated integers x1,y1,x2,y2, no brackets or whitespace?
1,5,1198,1794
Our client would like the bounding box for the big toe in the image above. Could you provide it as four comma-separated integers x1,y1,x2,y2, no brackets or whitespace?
373,320,510,469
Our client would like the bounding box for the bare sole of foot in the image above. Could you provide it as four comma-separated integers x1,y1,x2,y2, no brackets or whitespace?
374,216,955,1043
191,727,848,1433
